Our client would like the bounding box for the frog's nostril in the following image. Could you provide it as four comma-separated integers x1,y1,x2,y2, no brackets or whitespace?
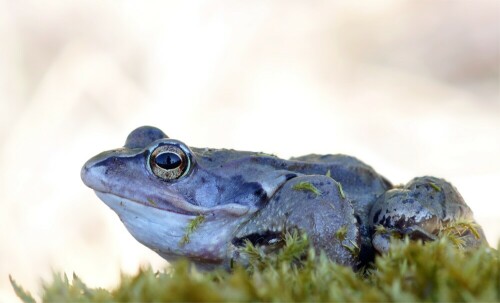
125,126,168,148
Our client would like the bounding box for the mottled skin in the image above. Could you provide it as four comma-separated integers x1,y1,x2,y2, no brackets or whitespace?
369,176,487,253
81,126,487,269
229,175,360,267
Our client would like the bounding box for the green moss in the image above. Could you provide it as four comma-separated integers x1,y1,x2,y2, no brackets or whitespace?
342,240,360,258
439,220,481,249
335,225,348,241
374,224,388,235
429,182,441,192
257,152,277,158
292,182,321,196
179,215,205,246
11,235,500,302
146,198,157,207
373,225,404,239
9,276,36,303
336,182,346,199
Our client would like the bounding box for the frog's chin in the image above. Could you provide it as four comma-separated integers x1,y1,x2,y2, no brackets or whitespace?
93,190,254,217
94,191,249,265
95,191,191,227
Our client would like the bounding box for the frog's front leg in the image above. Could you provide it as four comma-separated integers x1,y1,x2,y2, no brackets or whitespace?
227,175,361,268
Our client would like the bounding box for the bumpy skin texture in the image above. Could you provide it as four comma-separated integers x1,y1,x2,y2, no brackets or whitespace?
229,175,360,267
370,176,488,254
81,126,487,269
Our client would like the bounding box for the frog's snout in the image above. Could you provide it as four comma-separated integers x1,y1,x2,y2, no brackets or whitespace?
125,126,168,149
81,149,121,193
81,154,104,191
81,161,90,186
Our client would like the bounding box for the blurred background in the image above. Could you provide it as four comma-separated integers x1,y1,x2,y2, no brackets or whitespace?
0,1,498,301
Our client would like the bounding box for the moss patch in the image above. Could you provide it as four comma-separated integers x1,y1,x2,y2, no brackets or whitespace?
335,225,348,241
439,220,481,249
342,240,360,258
336,182,346,199
429,182,441,192
11,235,499,302
146,198,157,207
179,215,205,246
292,182,321,196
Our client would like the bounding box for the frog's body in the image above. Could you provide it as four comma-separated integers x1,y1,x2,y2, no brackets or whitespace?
81,126,487,269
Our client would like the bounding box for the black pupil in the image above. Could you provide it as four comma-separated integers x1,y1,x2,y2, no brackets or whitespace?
155,152,182,169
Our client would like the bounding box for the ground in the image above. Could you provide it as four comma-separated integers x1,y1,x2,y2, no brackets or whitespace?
11,233,499,302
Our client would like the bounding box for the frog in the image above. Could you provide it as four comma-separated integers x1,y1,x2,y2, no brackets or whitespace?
81,126,487,269
81,126,391,269
369,176,487,254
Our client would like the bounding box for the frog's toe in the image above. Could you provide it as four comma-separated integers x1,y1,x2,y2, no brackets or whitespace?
371,224,439,254
372,233,391,254
404,225,438,241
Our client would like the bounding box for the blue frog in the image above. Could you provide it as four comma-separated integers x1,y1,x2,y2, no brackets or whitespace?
81,126,487,268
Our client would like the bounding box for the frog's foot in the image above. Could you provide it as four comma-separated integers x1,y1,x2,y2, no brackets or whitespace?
227,229,287,269
372,225,438,254
403,225,438,241
228,175,361,268
371,233,391,254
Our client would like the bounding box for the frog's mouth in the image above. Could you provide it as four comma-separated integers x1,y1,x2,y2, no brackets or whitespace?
94,190,252,267
92,190,254,217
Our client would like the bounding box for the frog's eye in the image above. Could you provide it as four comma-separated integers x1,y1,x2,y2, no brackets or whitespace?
149,143,191,180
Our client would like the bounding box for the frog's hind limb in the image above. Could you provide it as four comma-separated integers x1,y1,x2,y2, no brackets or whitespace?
369,176,488,254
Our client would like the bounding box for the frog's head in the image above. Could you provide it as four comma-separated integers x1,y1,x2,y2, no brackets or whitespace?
81,126,295,268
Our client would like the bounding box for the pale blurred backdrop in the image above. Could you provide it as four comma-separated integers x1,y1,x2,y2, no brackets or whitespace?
1,1,499,301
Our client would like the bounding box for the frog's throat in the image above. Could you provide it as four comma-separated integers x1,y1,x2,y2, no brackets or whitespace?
96,191,249,264
94,190,253,217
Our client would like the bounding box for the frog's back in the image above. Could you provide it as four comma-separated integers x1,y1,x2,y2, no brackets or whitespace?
288,154,391,198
